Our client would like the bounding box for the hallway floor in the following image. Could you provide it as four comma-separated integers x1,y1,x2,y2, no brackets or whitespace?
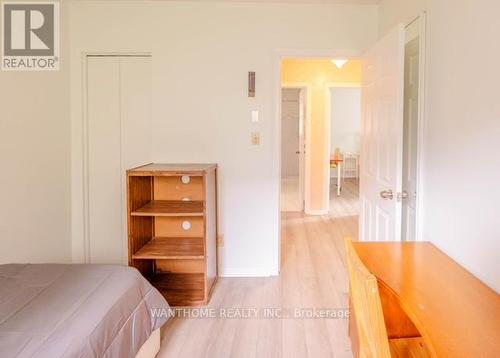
159,180,359,358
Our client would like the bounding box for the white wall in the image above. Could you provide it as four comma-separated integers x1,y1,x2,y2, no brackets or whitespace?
330,87,361,154
380,0,500,292
70,1,378,275
0,2,71,263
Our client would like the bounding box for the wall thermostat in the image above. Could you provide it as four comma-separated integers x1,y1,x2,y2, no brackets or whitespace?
248,71,255,97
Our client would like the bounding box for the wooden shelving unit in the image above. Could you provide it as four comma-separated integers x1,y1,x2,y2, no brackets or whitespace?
127,163,218,306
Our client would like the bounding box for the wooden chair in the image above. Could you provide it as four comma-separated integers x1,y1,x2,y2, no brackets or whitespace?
342,152,359,180
345,238,430,358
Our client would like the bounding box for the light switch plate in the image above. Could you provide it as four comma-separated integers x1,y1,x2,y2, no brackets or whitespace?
251,110,259,122
251,132,260,145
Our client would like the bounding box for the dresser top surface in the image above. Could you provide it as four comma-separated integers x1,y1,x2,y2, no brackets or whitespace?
353,241,500,357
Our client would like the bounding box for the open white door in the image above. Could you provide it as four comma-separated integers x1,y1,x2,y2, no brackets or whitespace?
359,25,405,242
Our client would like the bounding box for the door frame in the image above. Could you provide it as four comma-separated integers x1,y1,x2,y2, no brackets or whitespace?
281,82,309,213
406,12,427,242
81,52,152,264
325,83,362,211
273,49,360,274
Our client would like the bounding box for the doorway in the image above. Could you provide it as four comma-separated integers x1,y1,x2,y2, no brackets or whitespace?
279,58,363,216
276,19,426,270
329,86,361,214
277,57,363,276
280,87,305,212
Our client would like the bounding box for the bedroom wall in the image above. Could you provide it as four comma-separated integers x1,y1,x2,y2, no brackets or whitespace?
70,1,378,275
0,1,71,263
379,0,500,292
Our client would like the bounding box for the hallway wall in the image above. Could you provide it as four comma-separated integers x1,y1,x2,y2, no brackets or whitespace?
330,87,361,154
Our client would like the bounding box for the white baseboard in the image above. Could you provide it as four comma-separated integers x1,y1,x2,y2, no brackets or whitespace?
281,176,299,182
220,267,278,277
305,209,329,215
329,175,358,179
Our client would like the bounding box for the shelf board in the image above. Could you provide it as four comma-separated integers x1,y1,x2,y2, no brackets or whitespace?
152,272,205,306
128,163,217,176
131,200,204,217
132,237,204,260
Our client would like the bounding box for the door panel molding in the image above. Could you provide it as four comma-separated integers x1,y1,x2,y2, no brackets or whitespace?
359,24,405,242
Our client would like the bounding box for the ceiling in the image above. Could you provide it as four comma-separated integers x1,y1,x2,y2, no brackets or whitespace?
180,0,381,4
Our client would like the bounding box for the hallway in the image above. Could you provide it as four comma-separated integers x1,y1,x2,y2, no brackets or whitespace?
159,180,359,358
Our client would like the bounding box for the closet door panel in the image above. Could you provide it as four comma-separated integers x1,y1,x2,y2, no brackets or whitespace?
120,56,152,169
119,56,153,259
87,57,123,264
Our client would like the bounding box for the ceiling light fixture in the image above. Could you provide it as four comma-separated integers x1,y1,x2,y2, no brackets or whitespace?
332,59,348,69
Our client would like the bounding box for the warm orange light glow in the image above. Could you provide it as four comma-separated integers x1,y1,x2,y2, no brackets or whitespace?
332,59,349,68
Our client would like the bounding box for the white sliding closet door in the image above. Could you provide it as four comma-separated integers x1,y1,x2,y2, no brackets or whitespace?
87,57,121,264
87,55,152,264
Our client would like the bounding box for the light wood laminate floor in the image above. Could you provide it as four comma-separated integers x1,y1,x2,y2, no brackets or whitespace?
281,177,302,212
159,179,359,358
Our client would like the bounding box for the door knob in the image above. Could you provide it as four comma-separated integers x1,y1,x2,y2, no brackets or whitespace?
380,190,394,200
296,151,301,154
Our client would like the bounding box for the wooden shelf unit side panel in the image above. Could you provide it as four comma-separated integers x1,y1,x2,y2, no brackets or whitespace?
153,176,204,201
205,167,218,299
127,175,154,276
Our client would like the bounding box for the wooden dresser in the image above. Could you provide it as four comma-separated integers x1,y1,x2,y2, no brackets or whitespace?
127,163,218,306
350,242,500,357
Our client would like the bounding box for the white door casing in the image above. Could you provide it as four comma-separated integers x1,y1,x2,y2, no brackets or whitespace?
359,25,405,242
402,37,419,241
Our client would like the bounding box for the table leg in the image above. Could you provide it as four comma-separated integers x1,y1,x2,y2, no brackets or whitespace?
337,164,341,196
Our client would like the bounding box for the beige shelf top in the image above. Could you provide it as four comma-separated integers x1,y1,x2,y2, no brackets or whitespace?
128,163,217,175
